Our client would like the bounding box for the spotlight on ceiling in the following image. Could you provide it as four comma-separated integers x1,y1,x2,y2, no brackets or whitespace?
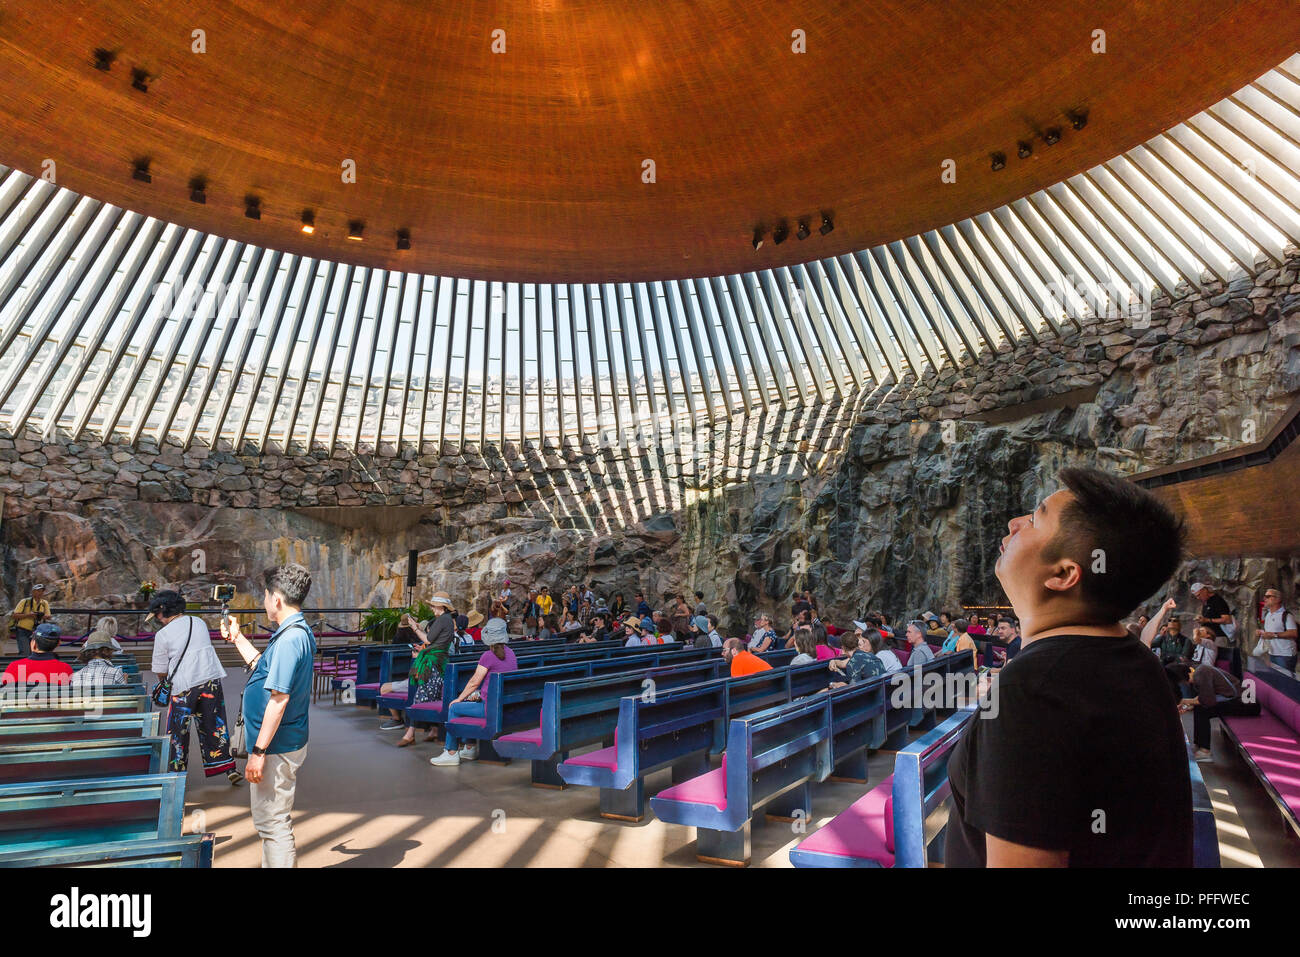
93,48,115,71
188,178,207,204
752,227,764,251
1017,141,1032,159
1068,110,1088,131
772,221,789,245
244,195,261,220
130,67,149,93
131,158,151,183
990,152,1006,171
819,213,834,236
1043,127,1062,146
347,220,364,241
396,228,411,250
300,210,315,234
796,219,811,240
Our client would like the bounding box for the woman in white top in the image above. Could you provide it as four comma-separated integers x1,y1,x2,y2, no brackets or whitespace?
1259,589,1298,673
148,590,243,785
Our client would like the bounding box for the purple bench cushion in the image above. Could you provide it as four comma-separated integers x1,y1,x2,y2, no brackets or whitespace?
408,702,443,716
795,774,895,866
894,646,910,666
652,755,728,811
1222,709,1300,820
1248,678,1300,737
498,726,543,746
564,745,617,770
355,682,380,692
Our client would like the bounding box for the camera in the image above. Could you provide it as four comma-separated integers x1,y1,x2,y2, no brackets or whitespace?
213,584,236,628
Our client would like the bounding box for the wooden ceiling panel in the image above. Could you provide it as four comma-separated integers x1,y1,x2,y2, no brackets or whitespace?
0,0,1296,282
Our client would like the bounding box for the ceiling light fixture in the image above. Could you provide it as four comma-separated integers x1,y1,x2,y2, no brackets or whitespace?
1068,110,1088,131
991,152,1006,171
245,196,261,220
300,210,315,234
796,220,811,240
751,227,764,251
347,220,364,241
93,48,114,71
131,158,151,183
188,178,207,204
396,228,411,250
1043,127,1061,145
1017,141,1032,159
130,67,149,92
772,221,789,245
819,213,834,236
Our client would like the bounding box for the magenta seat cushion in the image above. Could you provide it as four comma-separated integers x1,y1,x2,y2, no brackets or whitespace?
654,755,728,810
453,716,487,728
356,683,380,692
499,726,544,746
894,647,910,666
564,745,618,770
410,701,443,714
1223,711,1300,817
796,774,895,866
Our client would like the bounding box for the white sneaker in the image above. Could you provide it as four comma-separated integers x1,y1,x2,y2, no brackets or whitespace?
1193,747,1214,763
459,744,479,761
430,749,461,767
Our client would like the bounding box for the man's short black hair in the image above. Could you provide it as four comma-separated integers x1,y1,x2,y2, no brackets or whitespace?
694,590,704,600
263,563,312,606
147,589,187,619
1049,467,1186,623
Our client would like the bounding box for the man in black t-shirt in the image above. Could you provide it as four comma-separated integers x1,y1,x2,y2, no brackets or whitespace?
1191,582,1238,678
946,467,1192,867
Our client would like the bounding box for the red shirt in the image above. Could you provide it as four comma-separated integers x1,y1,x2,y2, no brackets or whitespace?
2,655,73,685
730,650,773,677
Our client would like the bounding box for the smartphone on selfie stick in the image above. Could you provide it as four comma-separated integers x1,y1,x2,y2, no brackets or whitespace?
212,584,236,628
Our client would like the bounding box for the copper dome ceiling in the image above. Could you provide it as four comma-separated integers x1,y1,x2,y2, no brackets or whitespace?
0,0,1296,283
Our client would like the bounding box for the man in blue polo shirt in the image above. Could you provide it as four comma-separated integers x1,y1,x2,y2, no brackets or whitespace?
221,563,316,867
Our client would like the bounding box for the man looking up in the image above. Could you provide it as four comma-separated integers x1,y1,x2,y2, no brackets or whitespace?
945,467,1191,868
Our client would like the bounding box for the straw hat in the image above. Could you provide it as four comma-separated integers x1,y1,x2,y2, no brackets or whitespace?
467,610,485,627
428,591,454,610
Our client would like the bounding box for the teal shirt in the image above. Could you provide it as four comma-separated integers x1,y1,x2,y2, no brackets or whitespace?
243,612,316,754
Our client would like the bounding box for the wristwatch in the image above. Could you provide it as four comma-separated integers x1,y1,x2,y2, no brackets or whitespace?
250,744,268,756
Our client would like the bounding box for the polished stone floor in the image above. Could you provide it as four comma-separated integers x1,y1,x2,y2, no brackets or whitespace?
170,668,1300,867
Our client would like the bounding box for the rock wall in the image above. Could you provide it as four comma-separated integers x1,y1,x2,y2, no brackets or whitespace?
2,252,1299,637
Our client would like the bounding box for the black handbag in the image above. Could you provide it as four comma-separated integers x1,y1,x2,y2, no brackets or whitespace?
151,618,195,708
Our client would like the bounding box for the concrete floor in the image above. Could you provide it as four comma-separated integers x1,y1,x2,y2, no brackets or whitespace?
164,668,1300,867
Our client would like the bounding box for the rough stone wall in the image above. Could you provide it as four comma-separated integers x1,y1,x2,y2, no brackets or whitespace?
2,252,1298,637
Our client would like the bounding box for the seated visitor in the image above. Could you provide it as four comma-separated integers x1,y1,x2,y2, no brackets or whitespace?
455,614,475,646
431,618,516,767
622,617,650,646
722,637,771,676
690,615,712,649
875,632,904,673
992,615,1022,665
390,603,455,746
750,613,777,653
922,613,945,641
827,630,885,687
940,618,978,658
905,620,936,665
1258,588,1298,672
967,613,988,637
945,467,1192,867
609,593,626,620
790,627,818,665
2,622,73,687
1150,616,1191,666
70,626,128,690
635,592,652,618
706,614,723,648
1176,662,1260,762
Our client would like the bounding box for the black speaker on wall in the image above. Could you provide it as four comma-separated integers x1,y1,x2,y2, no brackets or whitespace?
407,550,418,588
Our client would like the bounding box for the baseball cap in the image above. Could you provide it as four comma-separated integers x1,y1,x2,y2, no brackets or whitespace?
1190,581,1206,593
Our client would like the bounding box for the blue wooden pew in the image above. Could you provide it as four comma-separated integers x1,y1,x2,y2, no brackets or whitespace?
0,735,170,784
391,643,709,730
1189,755,1220,868
789,707,975,868
0,712,161,746
650,674,894,865
0,772,187,854
495,649,797,787
442,647,712,763
0,833,214,868
558,659,834,821
0,691,150,720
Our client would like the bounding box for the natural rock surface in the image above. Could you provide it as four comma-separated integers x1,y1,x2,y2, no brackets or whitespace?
2,252,1299,637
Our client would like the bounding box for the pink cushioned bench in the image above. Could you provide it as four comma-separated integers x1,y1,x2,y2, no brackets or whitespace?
497,726,543,747
1222,676,1300,834
564,745,618,770
789,774,895,867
